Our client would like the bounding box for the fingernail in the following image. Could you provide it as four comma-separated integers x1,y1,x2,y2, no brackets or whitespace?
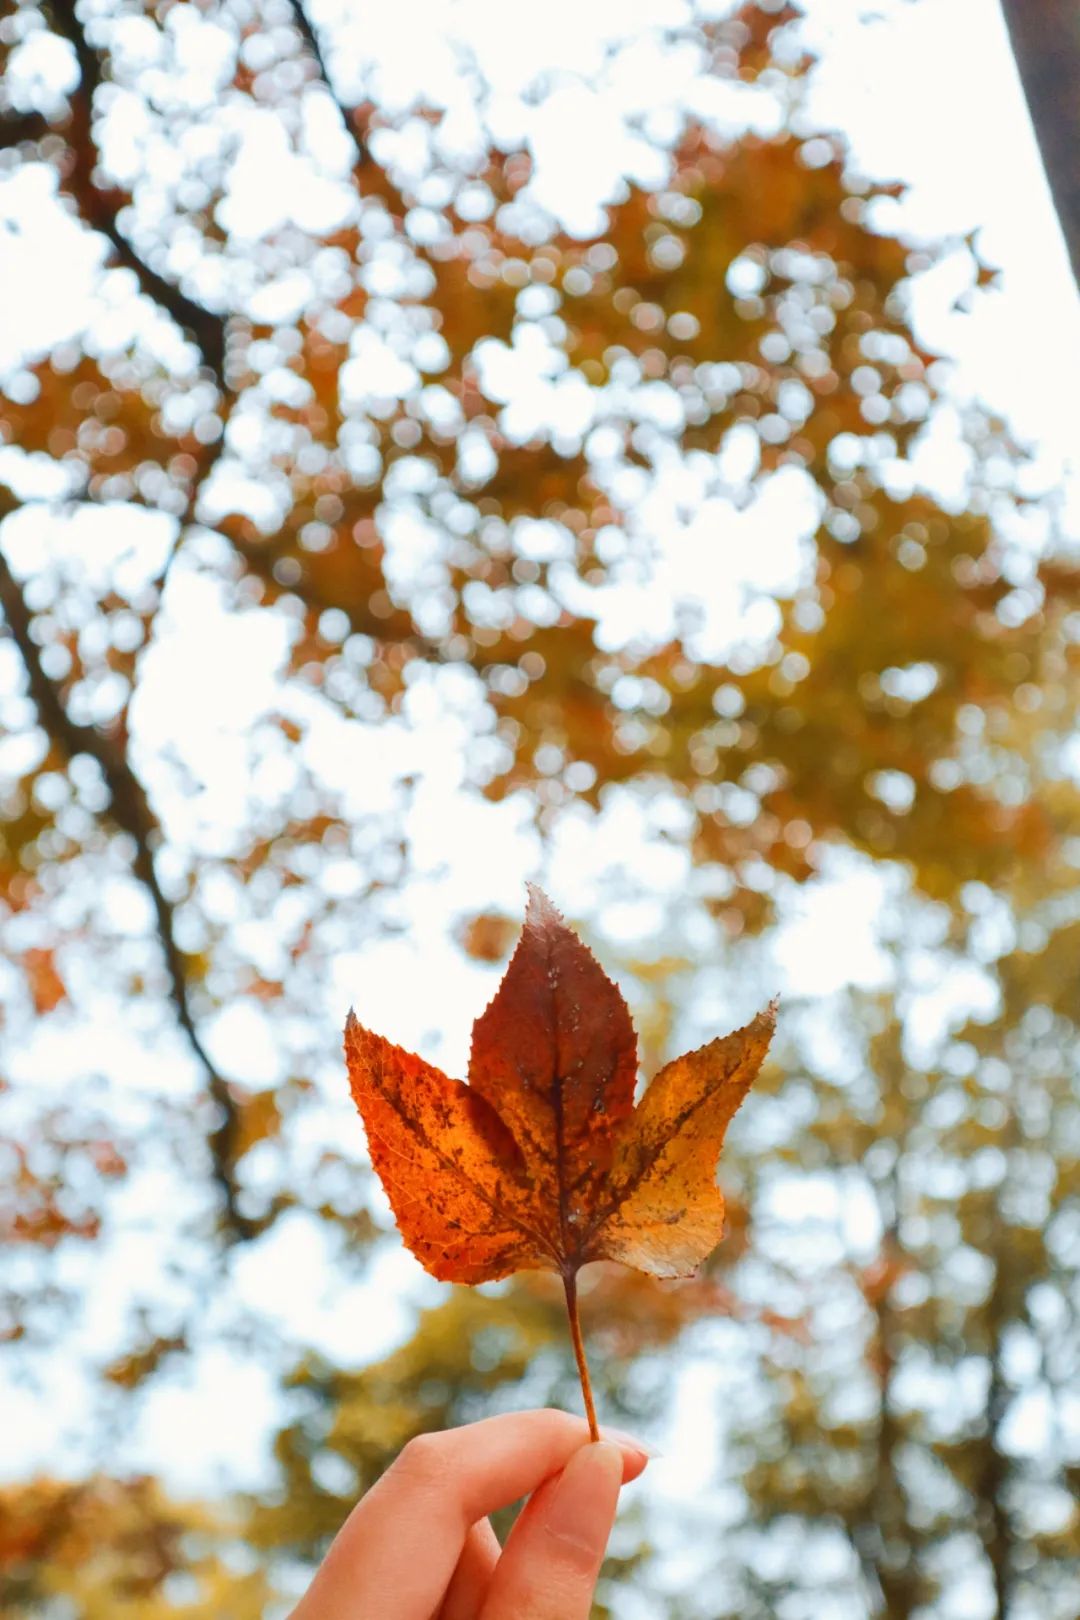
600,1424,663,1459
544,1440,624,1556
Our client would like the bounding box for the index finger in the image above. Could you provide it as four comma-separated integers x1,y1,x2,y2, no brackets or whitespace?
291,1409,649,1620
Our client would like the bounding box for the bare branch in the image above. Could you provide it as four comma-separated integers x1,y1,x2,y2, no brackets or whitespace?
0,485,257,1243
0,110,53,148
287,0,368,164
288,0,335,102
47,0,228,382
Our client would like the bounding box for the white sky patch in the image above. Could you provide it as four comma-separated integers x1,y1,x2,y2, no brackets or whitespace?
759,1168,884,1256
340,327,419,407
672,472,820,651
6,1006,201,1100
687,70,787,141
290,707,417,817
215,110,353,241
130,566,293,842
1058,730,1080,785
554,466,818,655
999,1387,1054,1460
902,952,1000,1059
771,858,895,997
452,0,694,94
247,270,323,327
547,797,695,929
761,1168,843,1229
333,930,503,1078
648,1351,726,1502
802,0,1080,494
202,999,284,1087
504,366,598,445
138,570,290,734
526,83,669,235
229,1211,422,1365
0,500,177,595
0,170,103,370
402,792,539,909
121,1345,282,1493
2,1351,99,1483
840,1175,885,1255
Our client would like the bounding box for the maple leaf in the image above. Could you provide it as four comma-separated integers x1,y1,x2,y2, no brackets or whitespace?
345,885,775,1435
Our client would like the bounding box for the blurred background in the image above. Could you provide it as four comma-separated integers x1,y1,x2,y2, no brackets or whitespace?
2,0,1079,1615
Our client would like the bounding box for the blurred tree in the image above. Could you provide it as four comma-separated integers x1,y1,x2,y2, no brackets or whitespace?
0,1474,276,1617
1,0,1078,1615
713,954,1080,1620
689,599,1080,1617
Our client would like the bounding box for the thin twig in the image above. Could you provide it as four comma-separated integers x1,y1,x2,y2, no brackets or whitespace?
40,4,237,595
149,395,236,599
48,0,228,382
287,0,367,166
288,0,334,101
562,1269,600,1441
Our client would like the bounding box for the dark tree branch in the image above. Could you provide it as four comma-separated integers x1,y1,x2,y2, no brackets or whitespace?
148,400,235,601
973,1113,1020,1620
855,1154,919,1620
0,110,53,148
288,0,335,102
862,1256,918,1619
1000,0,1080,295
0,486,257,1243
92,215,228,381
287,0,368,165
47,0,228,382
42,0,237,591
980,1325,1012,1620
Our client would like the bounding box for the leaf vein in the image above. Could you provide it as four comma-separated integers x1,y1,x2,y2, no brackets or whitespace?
367,1090,557,1263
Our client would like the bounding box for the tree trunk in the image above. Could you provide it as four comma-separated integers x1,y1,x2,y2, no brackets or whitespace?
1000,0,1080,293
864,1281,919,1620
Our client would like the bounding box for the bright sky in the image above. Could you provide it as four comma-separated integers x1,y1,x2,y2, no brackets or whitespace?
2,3,1076,1597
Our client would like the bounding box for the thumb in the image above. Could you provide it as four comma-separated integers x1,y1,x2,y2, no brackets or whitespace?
479,1441,625,1620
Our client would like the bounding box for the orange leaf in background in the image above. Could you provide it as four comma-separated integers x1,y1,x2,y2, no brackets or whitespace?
344,885,775,1434
456,910,518,963
23,948,66,1017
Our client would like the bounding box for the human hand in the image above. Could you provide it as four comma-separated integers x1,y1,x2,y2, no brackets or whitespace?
289,1408,653,1619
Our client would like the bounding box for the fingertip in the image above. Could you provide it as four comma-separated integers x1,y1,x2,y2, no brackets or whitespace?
589,1438,625,1476
598,1426,658,1481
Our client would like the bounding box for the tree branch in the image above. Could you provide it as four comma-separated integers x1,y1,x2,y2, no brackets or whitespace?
0,486,256,1243
973,1108,1020,1620
287,0,368,165
0,110,53,148
288,0,335,102
44,0,236,591
47,0,228,383
1000,0,1080,294
859,1239,918,1619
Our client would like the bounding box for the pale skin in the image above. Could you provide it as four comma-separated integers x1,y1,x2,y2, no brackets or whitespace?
289,1409,653,1620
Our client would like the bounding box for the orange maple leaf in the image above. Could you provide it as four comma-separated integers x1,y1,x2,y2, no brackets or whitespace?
345,885,775,1435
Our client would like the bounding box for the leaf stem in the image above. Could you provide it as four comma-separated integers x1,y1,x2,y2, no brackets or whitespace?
562,1269,600,1442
